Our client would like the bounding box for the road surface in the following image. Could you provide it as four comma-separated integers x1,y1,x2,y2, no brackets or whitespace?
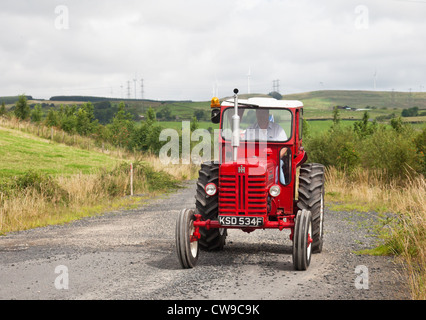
0,181,409,300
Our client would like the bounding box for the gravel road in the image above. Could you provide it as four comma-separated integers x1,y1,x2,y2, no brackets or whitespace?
0,180,409,300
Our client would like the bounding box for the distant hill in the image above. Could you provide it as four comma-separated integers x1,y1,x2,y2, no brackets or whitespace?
280,90,426,110
2,90,425,123
0,95,33,104
49,95,192,104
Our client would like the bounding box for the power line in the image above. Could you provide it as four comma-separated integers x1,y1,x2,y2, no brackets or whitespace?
127,81,131,99
272,79,280,93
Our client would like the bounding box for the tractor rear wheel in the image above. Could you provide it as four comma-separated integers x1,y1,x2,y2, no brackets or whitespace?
297,163,325,254
292,209,313,271
176,208,199,268
195,161,227,251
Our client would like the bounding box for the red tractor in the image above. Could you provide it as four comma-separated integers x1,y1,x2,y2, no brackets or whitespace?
176,89,325,270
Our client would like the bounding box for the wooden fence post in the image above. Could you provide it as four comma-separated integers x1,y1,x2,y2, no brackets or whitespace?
130,163,134,196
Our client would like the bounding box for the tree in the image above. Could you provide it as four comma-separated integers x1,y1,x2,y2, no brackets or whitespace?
302,118,310,137
332,106,341,126
193,110,205,121
75,108,91,136
353,111,377,138
74,103,99,136
146,107,156,123
130,106,167,153
60,113,77,134
190,116,199,132
45,109,60,127
159,106,173,120
108,102,135,148
268,91,282,100
81,102,96,122
31,104,43,123
401,106,419,117
58,105,77,134
390,117,404,133
146,124,164,153
114,102,133,122
0,102,6,116
14,95,30,120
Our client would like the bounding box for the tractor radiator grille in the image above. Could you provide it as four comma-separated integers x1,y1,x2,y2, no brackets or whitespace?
219,173,267,215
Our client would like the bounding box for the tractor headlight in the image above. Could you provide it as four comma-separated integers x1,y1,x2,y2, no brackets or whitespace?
205,183,217,196
269,185,281,197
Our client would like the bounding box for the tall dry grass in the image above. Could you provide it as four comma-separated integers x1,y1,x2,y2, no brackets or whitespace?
325,167,426,299
0,173,116,234
0,114,200,235
0,159,194,235
139,153,199,181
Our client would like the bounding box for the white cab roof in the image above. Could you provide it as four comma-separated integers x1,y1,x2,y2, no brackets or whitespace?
221,97,303,108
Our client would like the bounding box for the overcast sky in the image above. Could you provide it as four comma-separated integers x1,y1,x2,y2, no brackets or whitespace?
0,0,425,101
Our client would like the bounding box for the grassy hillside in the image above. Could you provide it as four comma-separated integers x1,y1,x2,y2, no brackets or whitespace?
0,126,120,179
0,120,194,234
157,90,426,122
281,90,426,109
281,90,426,120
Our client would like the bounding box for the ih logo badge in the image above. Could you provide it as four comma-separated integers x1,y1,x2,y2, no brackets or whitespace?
238,165,245,173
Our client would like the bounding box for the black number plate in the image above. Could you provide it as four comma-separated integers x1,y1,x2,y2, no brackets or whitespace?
219,216,264,227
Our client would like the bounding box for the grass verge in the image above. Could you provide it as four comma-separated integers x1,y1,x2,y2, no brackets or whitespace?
0,161,185,235
0,121,199,235
325,166,426,299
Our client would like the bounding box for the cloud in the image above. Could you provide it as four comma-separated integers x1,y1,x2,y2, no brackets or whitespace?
0,0,424,100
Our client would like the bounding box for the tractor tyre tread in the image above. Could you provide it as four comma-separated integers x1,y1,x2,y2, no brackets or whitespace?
297,163,325,254
195,161,227,251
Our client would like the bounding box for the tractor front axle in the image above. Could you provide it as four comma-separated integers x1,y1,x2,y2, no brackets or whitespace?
192,214,295,241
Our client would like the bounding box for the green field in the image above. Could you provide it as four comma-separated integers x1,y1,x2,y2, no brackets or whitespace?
149,90,426,123
156,120,219,131
155,118,425,137
0,126,120,178
305,120,353,136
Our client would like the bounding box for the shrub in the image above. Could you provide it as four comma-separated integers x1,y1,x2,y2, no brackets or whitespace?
12,170,69,204
98,161,179,197
353,111,377,138
305,121,424,180
414,127,426,175
304,125,360,173
30,104,43,123
360,126,423,180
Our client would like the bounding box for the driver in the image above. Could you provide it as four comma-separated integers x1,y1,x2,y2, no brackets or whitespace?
245,109,288,184
245,109,287,141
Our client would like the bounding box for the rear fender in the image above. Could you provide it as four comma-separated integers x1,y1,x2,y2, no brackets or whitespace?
294,150,307,168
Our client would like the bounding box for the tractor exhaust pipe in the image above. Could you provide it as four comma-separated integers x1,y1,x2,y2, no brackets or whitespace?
232,88,240,162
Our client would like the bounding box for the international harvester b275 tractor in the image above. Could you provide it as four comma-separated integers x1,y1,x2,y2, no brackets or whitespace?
176,89,325,270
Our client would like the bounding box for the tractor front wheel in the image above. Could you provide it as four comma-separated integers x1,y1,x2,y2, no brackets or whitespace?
176,208,199,268
195,161,227,251
292,209,313,271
